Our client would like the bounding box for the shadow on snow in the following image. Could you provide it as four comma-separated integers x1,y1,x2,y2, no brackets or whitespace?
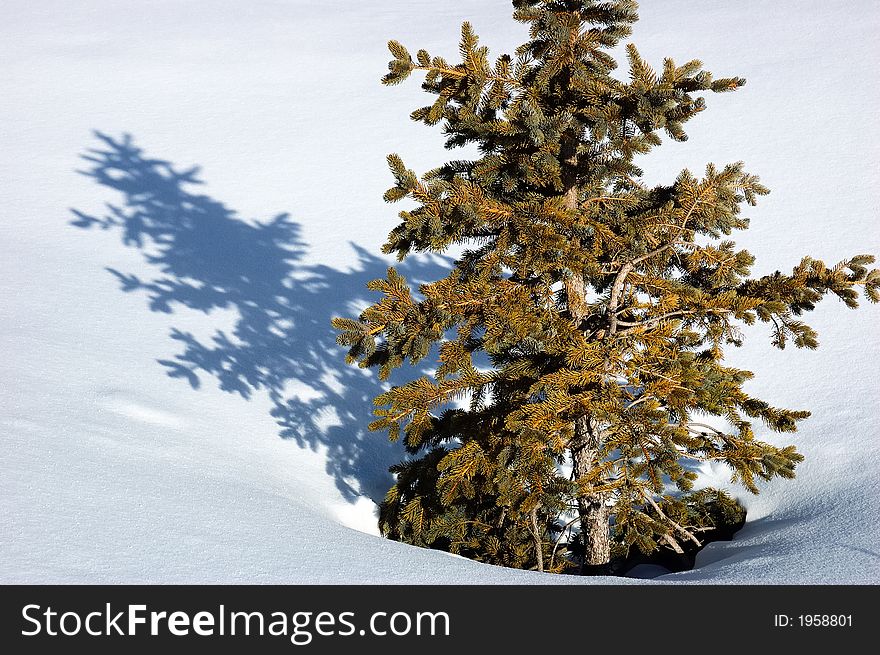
71,131,446,504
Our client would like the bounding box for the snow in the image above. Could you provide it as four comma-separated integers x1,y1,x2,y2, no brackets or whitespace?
1,0,877,584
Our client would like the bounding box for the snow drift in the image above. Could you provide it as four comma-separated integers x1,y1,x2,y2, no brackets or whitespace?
2,0,877,583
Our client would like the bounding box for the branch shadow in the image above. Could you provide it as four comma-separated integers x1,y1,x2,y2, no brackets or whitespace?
71,131,446,503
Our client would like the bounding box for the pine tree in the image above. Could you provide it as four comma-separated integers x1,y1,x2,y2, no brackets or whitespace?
333,0,879,574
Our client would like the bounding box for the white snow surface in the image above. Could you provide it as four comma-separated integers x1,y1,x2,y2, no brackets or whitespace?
1,0,878,584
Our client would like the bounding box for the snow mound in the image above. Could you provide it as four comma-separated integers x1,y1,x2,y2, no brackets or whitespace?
2,0,877,583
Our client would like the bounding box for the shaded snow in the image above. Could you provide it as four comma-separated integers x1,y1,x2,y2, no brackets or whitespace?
1,0,878,583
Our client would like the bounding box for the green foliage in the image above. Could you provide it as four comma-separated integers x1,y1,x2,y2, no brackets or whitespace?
334,0,878,574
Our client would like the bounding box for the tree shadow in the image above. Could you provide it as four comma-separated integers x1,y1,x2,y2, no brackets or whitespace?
71,132,447,503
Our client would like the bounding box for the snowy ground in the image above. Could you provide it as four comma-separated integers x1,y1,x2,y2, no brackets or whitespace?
2,1,878,584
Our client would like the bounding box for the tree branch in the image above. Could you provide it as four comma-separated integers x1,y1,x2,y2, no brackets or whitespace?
529,505,545,573
642,492,702,548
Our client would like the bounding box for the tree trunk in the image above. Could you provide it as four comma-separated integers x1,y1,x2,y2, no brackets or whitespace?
571,415,611,571
561,171,612,571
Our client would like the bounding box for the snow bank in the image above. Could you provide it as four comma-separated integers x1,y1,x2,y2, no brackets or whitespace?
2,0,877,583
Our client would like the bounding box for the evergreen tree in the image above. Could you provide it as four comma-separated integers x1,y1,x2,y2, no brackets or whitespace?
333,0,879,574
